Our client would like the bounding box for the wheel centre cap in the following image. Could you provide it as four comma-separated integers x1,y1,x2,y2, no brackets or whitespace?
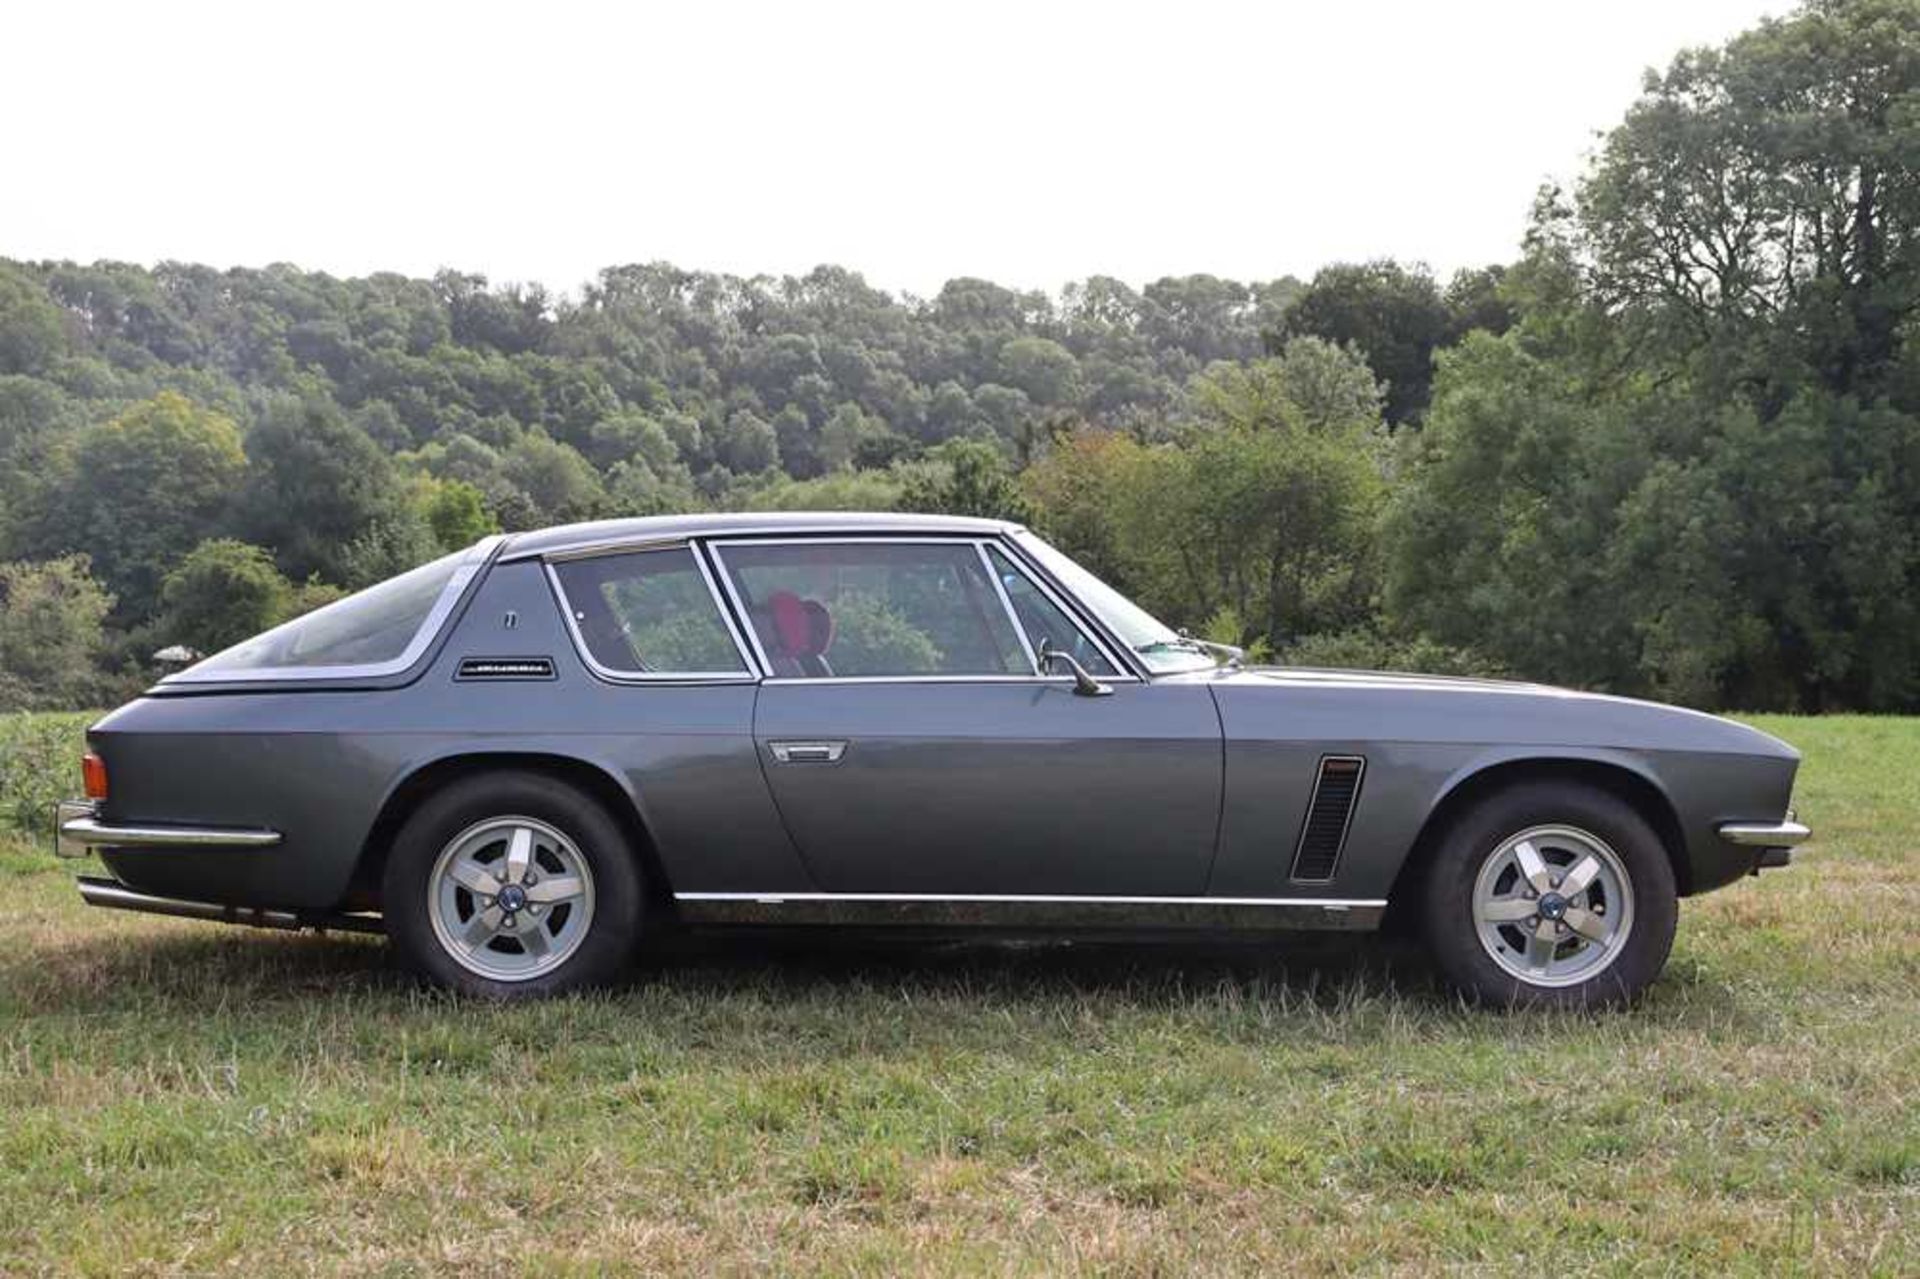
497,884,528,912
1537,892,1568,920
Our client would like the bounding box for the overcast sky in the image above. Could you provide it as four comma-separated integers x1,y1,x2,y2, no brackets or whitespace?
5,1,1785,299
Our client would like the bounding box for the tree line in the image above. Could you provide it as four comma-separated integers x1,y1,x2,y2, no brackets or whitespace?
1,0,1915,713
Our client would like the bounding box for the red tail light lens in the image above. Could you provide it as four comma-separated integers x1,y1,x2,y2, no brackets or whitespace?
82,753,108,800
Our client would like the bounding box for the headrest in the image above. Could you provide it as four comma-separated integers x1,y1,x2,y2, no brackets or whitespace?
801,599,834,657
767,591,812,657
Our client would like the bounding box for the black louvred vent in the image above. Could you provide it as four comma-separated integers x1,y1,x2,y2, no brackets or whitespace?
1291,756,1365,881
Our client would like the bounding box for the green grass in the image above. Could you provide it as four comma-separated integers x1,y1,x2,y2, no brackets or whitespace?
0,714,1913,1274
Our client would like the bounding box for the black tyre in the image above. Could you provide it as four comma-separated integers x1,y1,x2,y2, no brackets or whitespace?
1420,780,1677,1008
382,771,643,998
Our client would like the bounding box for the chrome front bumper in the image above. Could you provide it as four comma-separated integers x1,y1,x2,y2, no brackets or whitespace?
52,800,282,859
1717,818,1812,848
1717,815,1810,871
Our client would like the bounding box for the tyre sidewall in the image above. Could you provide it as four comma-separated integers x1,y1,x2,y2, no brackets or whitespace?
1422,781,1678,1009
383,771,643,998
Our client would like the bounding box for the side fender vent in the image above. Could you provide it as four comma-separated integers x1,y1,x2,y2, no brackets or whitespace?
1291,755,1365,881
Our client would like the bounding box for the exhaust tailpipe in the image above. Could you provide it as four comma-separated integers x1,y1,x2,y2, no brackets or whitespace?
77,876,384,935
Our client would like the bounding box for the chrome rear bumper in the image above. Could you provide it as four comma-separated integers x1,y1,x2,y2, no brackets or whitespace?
53,799,281,858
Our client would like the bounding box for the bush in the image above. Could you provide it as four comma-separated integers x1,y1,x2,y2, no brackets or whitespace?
1282,628,1504,679
0,711,94,834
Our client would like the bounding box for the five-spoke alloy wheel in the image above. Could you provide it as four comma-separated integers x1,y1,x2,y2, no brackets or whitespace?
1422,780,1677,1007
384,771,642,998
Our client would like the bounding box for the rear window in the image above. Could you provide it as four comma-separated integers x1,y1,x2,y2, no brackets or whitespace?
167,540,495,682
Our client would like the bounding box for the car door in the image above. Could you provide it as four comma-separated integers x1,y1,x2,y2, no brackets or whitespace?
709,536,1223,897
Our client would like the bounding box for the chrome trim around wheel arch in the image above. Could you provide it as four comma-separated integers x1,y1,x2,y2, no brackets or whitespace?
1718,819,1811,847
59,815,283,849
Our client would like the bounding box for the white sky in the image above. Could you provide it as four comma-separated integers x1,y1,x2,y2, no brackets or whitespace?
4,0,1786,299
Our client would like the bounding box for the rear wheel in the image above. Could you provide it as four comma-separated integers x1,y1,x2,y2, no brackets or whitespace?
1421,781,1677,1008
383,771,642,998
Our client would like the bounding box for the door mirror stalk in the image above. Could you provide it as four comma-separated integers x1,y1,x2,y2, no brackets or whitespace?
1038,639,1114,697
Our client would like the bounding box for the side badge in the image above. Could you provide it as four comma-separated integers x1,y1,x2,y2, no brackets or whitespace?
457,656,555,681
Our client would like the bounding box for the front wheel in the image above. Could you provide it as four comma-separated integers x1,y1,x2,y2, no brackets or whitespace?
382,771,643,998
1421,781,1678,1008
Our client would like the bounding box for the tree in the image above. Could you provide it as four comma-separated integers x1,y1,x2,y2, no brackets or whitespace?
419,478,498,551
1285,261,1451,426
159,539,292,654
239,395,421,584
0,555,112,710
0,265,64,375
29,392,246,617
1578,0,1920,404
898,439,1034,522
997,336,1082,407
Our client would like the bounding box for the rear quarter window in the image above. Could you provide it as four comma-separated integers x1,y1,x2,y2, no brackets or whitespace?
166,541,494,682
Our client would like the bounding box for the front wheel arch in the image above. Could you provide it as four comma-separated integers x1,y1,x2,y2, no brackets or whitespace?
1384,756,1690,934
349,752,674,916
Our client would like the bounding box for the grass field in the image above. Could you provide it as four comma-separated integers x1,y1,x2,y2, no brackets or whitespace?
0,712,1914,1274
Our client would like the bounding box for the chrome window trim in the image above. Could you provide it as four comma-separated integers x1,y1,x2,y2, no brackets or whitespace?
541,535,696,565
160,535,505,685
543,541,758,685
977,541,1040,674
705,534,1138,685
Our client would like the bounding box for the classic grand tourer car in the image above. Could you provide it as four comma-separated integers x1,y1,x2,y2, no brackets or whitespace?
55,513,1808,1005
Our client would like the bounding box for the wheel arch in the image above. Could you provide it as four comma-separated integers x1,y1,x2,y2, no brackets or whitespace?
1385,752,1692,928
348,751,675,913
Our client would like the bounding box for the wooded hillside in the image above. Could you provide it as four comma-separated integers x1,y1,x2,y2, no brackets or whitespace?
2,0,1916,713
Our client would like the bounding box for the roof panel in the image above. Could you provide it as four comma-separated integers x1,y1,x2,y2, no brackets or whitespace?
499,511,1022,560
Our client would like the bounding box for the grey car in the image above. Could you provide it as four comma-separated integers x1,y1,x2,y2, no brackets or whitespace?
54,512,1809,1005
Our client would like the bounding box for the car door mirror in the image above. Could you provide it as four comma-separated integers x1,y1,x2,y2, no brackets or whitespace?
1038,638,1113,697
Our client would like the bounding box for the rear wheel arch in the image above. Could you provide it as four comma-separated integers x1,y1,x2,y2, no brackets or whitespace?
350,752,674,914
1386,756,1691,927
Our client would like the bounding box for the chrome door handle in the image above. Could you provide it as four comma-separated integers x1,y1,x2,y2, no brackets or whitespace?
768,740,847,764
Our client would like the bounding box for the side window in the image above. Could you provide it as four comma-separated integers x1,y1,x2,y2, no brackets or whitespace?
716,541,1030,679
984,545,1119,676
551,547,747,676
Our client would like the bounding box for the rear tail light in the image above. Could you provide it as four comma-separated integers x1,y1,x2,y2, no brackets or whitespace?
82,752,108,800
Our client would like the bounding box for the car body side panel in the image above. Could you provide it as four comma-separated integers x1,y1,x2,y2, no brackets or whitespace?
1205,669,1801,900
751,679,1223,896
92,560,811,910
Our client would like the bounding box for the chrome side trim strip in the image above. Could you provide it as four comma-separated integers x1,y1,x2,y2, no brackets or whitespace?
1718,820,1811,847
59,816,283,849
673,891,1386,931
676,892,1385,906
